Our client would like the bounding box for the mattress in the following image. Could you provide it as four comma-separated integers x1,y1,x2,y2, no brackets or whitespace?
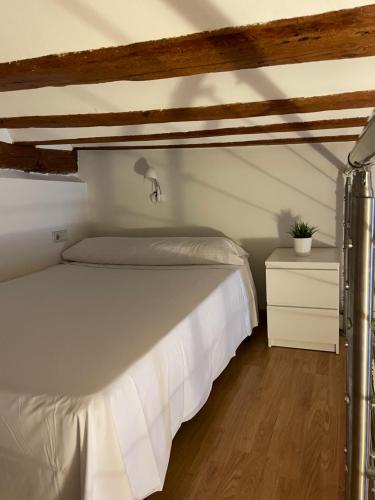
0,262,258,500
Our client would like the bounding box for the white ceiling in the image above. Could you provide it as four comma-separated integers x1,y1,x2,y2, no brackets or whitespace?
1,0,371,61
0,0,374,148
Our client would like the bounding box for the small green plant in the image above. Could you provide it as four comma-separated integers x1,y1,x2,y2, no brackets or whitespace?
288,220,318,239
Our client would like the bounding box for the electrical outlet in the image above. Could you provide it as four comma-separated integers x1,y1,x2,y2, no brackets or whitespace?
52,229,68,243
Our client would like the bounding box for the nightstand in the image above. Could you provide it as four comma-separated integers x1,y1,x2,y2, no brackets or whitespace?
265,247,340,354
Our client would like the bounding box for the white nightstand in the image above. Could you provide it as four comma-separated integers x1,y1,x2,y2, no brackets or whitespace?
265,247,340,354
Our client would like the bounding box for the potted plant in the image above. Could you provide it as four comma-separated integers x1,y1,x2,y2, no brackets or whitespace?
288,220,318,256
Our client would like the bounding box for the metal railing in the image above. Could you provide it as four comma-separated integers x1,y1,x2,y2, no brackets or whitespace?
344,113,375,499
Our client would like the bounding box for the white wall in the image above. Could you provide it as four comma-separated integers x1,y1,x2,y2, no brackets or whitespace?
0,173,89,282
79,142,351,308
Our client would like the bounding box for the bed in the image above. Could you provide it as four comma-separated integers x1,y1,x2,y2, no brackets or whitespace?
0,237,258,500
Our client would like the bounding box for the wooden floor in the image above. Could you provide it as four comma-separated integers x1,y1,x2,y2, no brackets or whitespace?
150,321,346,500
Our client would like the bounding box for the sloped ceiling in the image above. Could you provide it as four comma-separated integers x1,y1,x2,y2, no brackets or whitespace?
0,0,374,152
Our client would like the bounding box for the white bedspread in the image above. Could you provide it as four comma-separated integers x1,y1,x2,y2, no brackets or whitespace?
0,262,258,500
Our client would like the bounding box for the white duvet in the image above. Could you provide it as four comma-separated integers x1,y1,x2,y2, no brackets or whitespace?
0,262,258,500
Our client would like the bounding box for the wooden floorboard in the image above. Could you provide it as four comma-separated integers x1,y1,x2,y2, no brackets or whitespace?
149,322,346,500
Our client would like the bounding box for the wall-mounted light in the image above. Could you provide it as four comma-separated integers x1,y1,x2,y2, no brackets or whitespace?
144,165,163,203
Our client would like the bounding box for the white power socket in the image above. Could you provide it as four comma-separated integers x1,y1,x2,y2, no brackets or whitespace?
52,229,68,243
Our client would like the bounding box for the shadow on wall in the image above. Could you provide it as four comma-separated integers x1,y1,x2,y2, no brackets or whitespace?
134,157,151,176
90,224,226,238
0,223,87,282
277,210,295,240
84,145,341,309
178,170,336,243
275,209,331,245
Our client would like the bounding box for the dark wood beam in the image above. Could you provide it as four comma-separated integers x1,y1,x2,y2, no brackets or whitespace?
75,135,358,151
17,117,368,146
0,142,77,173
2,90,374,129
0,5,374,91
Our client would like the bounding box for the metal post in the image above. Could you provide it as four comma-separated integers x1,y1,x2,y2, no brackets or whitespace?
349,167,375,499
344,172,353,336
344,171,354,499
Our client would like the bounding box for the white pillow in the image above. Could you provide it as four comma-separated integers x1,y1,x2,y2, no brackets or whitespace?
62,237,248,266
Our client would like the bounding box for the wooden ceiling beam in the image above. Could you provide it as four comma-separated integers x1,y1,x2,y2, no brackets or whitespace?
75,135,359,151
2,90,374,129
16,117,368,146
0,5,374,91
0,142,77,173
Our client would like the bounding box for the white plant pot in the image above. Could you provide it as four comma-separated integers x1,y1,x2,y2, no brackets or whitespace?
293,237,312,256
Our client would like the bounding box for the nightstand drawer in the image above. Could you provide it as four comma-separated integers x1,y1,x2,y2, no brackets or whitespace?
267,305,339,352
266,268,339,309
